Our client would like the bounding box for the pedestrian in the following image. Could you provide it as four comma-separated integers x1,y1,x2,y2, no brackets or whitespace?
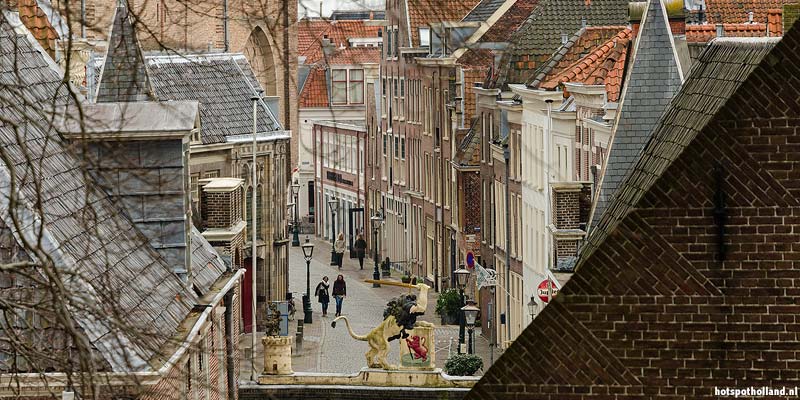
315,276,330,317
354,234,367,269
332,274,347,317
334,232,346,269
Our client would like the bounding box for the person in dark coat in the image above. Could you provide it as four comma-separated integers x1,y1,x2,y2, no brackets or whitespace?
354,234,367,269
315,276,330,316
332,274,347,317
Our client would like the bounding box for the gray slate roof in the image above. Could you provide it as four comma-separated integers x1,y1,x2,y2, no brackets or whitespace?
463,0,507,22
190,226,228,293
146,54,282,144
497,0,628,87
96,2,156,103
57,101,199,135
590,0,684,229
0,12,199,371
579,37,779,266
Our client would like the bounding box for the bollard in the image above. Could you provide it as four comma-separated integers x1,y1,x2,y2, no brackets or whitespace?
296,320,304,351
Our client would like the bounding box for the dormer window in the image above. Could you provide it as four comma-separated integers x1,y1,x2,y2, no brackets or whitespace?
419,28,430,47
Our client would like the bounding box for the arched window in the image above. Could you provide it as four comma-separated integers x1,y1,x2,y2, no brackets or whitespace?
256,184,264,240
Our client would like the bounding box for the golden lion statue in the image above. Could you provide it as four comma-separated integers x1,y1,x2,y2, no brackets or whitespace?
332,282,434,369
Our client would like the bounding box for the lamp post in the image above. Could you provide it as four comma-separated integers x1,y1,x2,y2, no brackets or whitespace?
370,211,384,288
454,267,470,354
528,296,538,321
248,92,260,382
291,180,301,247
328,197,339,265
461,300,480,354
301,238,314,324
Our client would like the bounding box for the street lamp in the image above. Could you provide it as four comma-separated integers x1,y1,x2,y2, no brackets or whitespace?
291,180,301,247
454,267,470,354
461,300,480,354
370,211,385,288
528,295,538,320
328,197,339,265
301,238,314,324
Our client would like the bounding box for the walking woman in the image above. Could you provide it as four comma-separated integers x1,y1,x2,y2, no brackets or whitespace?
332,274,347,317
315,276,330,317
333,232,346,269
354,234,367,269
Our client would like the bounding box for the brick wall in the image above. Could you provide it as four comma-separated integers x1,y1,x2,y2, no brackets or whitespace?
468,31,800,399
463,172,481,233
240,386,469,400
552,190,580,229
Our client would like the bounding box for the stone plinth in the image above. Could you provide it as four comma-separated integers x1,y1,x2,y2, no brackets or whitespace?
263,336,294,375
257,368,478,388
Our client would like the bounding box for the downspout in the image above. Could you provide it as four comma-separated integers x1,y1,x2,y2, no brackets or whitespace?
224,291,236,399
503,143,510,343
223,0,229,52
545,99,553,291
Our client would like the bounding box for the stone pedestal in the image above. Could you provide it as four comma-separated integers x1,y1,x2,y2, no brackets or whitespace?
399,325,435,370
262,336,293,375
257,368,479,388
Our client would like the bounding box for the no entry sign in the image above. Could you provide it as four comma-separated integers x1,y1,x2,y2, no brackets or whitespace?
537,279,559,303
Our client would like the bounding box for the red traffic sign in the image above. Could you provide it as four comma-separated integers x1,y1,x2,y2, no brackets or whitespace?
537,279,559,303
466,252,475,269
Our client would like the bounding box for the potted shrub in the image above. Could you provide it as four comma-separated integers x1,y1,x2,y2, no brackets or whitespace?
444,354,483,376
401,274,412,284
262,302,293,375
435,288,462,325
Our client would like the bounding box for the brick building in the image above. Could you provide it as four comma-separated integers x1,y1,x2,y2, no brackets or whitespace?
298,17,381,233
95,2,291,329
0,10,243,400
469,20,800,399
312,121,368,250
43,0,298,174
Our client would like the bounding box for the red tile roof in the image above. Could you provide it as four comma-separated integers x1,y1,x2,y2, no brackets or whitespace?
685,22,772,43
299,67,329,108
706,0,795,24
407,0,481,46
12,0,58,58
458,48,495,68
481,0,539,42
298,19,381,64
327,47,381,65
539,28,631,102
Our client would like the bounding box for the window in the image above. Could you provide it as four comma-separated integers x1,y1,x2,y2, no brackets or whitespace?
394,135,399,158
419,28,430,47
332,69,347,104
203,170,219,178
387,29,393,58
401,137,406,159
190,173,199,203
349,69,364,104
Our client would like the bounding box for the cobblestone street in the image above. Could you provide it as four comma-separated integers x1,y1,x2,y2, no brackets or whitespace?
240,237,499,378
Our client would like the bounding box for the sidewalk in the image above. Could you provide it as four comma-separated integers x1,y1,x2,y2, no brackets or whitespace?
240,236,501,377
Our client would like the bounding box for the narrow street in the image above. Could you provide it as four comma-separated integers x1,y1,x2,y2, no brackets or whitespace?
242,236,498,377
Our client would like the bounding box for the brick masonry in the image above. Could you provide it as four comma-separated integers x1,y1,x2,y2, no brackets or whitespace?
467,23,800,399
239,386,468,400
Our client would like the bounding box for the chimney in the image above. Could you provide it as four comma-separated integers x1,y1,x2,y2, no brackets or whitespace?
322,35,336,57
716,23,724,37
665,0,686,35
199,178,246,265
62,101,201,279
747,11,754,23
628,1,645,37
561,32,569,44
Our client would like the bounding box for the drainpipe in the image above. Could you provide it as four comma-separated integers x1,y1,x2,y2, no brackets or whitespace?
224,291,236,399
223,0,229,51
503,143,511,343
545,99,553,292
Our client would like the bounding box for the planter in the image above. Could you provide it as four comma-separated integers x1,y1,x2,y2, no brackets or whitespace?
440,313,458,325
401,276,412,284
262,336,293,375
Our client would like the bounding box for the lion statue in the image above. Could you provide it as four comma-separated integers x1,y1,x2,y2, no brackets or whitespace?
332,282,434,369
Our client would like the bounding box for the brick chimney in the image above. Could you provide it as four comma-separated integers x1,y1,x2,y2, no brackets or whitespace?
550,182,592,272
199,178,246,267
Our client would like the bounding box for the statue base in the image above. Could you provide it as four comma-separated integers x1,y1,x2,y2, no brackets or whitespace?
257,368,478,388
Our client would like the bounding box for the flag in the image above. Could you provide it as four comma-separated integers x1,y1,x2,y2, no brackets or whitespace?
475,261,497,289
